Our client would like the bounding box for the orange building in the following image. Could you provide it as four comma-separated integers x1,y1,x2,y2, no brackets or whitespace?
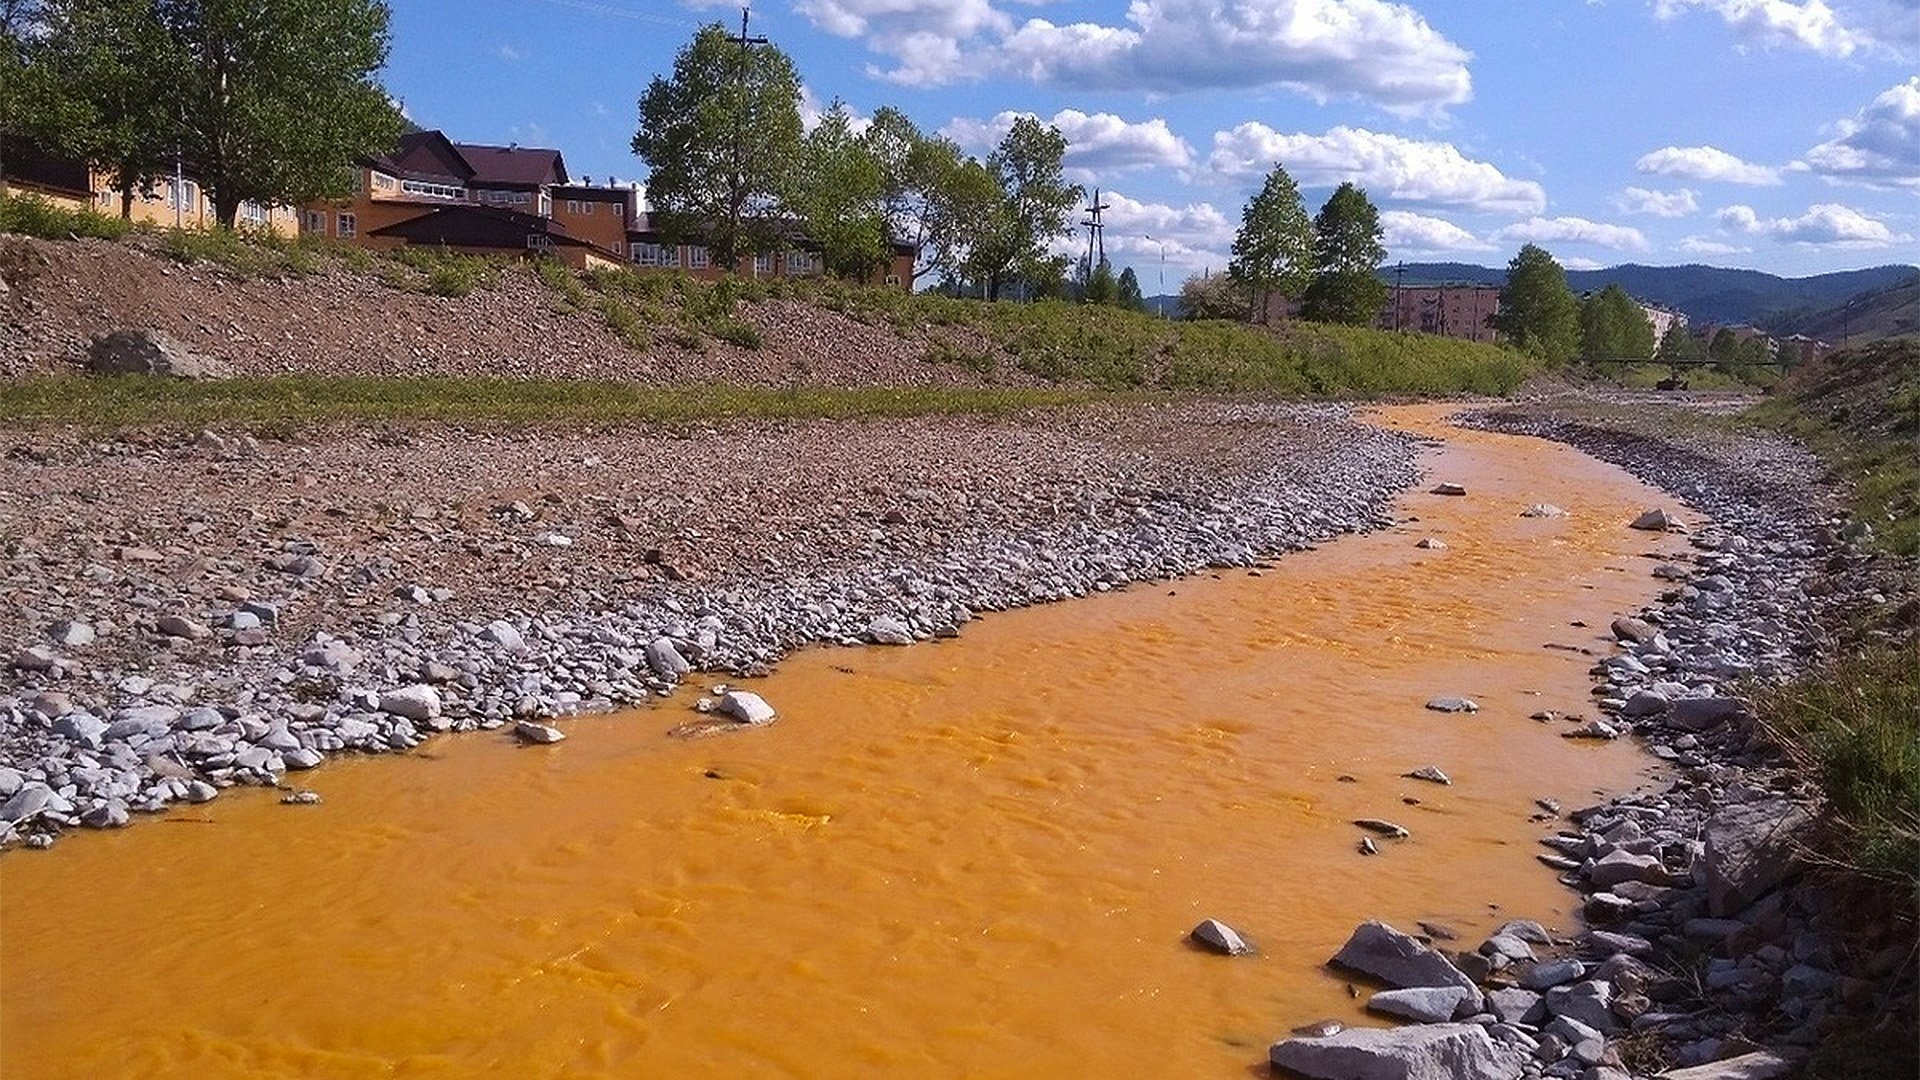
1377,284,1501,343
3,141,298,236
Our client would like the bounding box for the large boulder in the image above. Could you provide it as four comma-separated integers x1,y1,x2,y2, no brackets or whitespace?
1657,1050,1803,1080
86,328,230,379
1269,1023,1523,1080
1189,918,1255,956
1704,798,1814,916
1330,921,1477,992
379,684,443,723
644,637,692,681
717,690,776,726
1367,986,1477,1023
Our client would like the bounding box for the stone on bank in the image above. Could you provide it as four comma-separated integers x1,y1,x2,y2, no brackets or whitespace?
1268,1022,1523,1080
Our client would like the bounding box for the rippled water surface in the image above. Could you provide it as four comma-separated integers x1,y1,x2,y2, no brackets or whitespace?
0,406,1692,1078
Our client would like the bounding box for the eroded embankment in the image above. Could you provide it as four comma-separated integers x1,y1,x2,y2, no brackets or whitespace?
1,407,1701,1078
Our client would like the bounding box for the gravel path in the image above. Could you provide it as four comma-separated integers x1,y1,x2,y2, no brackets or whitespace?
0,400,1424,843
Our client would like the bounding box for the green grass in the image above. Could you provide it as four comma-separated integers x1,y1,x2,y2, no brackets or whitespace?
0,376,1105,429
1754,643,1920,890
0,191,134,241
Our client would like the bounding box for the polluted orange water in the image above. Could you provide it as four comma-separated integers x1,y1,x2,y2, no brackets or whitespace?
0,406,1693,1079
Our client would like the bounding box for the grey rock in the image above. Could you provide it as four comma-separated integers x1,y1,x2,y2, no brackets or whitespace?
81,799,130,828
1656,1050,1803,1079
379,685,443,723
1668,697,1746,733
644,637,692,681
1415,537,1448,550
1480,933,1535,962
1330,920,1477,992
1704,798,1814,917
1487,987,1544,1026
1189,918,1254,956
1611,617,1657,644
865,616,915,645
225,611,262,632
1269,1023,1523,1080
1630,507,1681,531
1,783,54,823
155,614,209,640
47,620,96,647
1368,985,1477,1023
717,690,777,725
0,768,20,797
11,646,57,671
1620,690,1669,718
86,327,231,379
1589,849,1669,889
282,746,324,769
1522,958,1585,990
1521,504,1568,518
1425,696,1479,713
184,780,218,803
1354,818,1410,838
1404,765,1452,785
514,720,567,745
482,620,527,652
1431,483,1468,496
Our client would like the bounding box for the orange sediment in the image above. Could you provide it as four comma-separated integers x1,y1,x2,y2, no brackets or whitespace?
0,405,1693,1079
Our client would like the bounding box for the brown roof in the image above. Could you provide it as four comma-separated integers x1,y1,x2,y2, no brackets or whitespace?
363,130,568,190
367,203,594,250
452,143,568,188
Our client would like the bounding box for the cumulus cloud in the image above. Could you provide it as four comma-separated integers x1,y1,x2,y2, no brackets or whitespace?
998,0,1474,114
1612,186,1701,217
1677,235,1754,255
1635,145,1782,185
1491,216,1652,251
1208,124,1546,213
1800,76,1920,189
1651,0,1867,56
793,0,1475,113
1716,202,1913,245
942,110,1195,181
1379,210,1494,255
794,0,1013,85
798,87,872,135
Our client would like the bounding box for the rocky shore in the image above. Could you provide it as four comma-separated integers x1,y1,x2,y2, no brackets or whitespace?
1257,402,1914,1080
0,400,1423,845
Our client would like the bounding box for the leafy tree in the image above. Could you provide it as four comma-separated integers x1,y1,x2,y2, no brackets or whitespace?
1300,181,1388,325
790,101,888,280
1116,265,1145,312
1229,163,1312,322
919,154,1001,296
864,106,964,285
635,23,803,268
966,117,1079,300
1084,260,1117,305
1578,283,1656,359
1180,272,1251,321
37,0,180,216
1493,243,1581,362
1656,320,1705,361
143,0,402,228
0,0,81,198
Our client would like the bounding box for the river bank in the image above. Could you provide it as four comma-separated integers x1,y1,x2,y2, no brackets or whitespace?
0,400,1422,841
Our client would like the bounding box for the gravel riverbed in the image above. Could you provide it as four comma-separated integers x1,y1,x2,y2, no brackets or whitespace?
0,400,1423,843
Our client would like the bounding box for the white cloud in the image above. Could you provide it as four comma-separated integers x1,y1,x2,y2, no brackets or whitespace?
1612,186,1700,217
1208,124,1546,213
798,86,872,135
1677,235,1754,255
1801,76,1920,190
942,109,1195,182
1651,0,1867,56
1560,256,1608,271
497,44,524,62
1491,216,1652,251
999,0,1474,115
1716,202,1914,246
1051,191,1236,274
1379,210,1494,255
1635,145,1782,185
793,0,1013,85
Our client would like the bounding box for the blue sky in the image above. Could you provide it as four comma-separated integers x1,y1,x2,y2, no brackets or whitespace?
386,0,1920,283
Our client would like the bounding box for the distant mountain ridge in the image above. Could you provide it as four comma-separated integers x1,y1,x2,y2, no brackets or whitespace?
1385,262,1920,328
1771,273,1920,344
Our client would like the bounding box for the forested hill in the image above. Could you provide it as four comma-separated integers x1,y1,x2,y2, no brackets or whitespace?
1770,273,1920,343
1387,262,1919,327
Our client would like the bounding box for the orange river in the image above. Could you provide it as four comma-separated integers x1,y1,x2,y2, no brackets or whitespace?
0,405,1694,1078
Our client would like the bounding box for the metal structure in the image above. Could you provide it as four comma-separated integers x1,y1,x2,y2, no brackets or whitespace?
1081,188,1110,276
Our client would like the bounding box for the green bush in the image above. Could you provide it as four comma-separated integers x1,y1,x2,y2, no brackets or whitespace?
0,192,134,241
388,246,497,297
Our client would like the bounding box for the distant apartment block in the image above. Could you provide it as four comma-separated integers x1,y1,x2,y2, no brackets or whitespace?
2,141,298,236
1638,302,1686,350
1377,285,1501,344
307,128,914,284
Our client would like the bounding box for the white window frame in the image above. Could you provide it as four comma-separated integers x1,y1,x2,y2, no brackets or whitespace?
566,199,581,214
660,245,681,269
753,252,772,275
338,212,356,238
171,180,198,211
632,242,664,267
786,251,813,275
402,179,463,200
686,245,709,270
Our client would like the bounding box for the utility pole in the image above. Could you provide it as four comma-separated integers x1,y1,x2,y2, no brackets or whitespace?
728,6,766,270
1144,233,1167,318
1081,188,1110,299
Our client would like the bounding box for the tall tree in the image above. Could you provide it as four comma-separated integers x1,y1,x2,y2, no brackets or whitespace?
863,105,962,284
1116,265,1145,312
1579,283,1656,359
967,117,1079,300
150,0,402,228
1300,182,1388,325
634,22,803,268
790,101,887,280
1229,163,1313,322
1493,243,1581,362
1656,320,1705,361
0,0,75,197
38,0,179,217
1084,260,1117,305
1180,272,1251,321
920,154,1001,296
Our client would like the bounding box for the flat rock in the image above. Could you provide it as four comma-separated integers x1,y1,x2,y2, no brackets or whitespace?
1431,483,1468,496
1630,508,1681,531
865,616,915,645
717,690,776,725
11,646,56,671
1520,504,1567,518
514,720,566,745
1354,818,1410,838
1403,765,1451,785
1704,798,1814,917
1425,696,1479,714
155,614,209,640
1188,918,1254,956
1657,1051,1803,1079
1589,849,1668,889
1668,696,1746,732
1367,985,1477,1023
1521,958,1585,990
1611,617,1657,644
1330,920,1476,991
1269,1023,1522,1080
379,684,443,722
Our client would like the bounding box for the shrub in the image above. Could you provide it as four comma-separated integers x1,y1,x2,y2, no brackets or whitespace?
0,192,134,241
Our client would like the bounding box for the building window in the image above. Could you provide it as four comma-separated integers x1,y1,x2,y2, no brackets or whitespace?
351,171,363,194
686,245,709,270
753,252,772,275
786,251,813,275
170,180,198,211
338,212,356,238
580,201,593,215
402,179,463,200
632,242,665,267
239,201,268,225
566,200,581,214
373,173,395,190
538,192,551,216
661,245,681,268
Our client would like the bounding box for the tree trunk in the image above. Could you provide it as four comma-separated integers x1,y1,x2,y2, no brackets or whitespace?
213,188,241,230
120,185,134,220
